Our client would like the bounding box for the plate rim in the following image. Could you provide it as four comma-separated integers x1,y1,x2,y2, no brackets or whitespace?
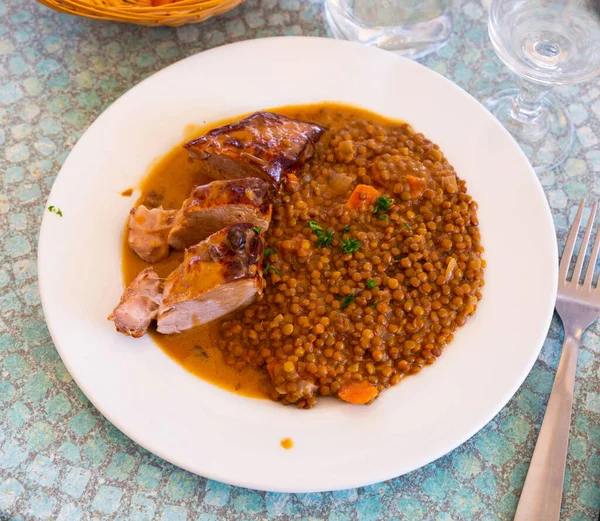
38,36,558,492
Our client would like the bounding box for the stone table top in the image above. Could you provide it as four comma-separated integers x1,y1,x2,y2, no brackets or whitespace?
0,0,599,519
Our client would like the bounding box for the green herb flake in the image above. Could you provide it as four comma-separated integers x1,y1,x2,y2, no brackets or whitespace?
370,301,378,309
308,221,334,248
379,214,390,221
307,221,323,233
317,230,334,248
342,225,350,233
372,196,393,214
403,222,412,231
367,279,378,289
335,294,344,301
341,237,361,254
340,293,356,310
48,205,63,217
264,248,278,257
264,264,281,276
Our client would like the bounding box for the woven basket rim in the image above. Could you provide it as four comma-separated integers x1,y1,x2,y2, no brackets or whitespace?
110,0,229,11
50,0,230,10
38,0,244,25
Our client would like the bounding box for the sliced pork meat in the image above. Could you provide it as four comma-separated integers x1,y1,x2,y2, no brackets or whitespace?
168,177,273,251
184,111,325,186
128,205,177,263
157,223,264,334
108,268,162,338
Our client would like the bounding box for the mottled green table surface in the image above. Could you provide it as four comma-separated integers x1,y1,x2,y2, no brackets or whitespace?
0,0,599,520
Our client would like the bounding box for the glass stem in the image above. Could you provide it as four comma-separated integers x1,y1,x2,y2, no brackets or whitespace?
510,78,550,130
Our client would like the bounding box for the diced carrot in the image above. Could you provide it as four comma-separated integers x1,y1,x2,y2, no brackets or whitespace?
338,381,379,405
345,184,381,209
406,175,426,199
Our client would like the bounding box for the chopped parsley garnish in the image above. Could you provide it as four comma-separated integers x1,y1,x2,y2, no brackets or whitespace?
317,230,334,248
307,221,323,233
342,225,350,233
370,301,378,309
252,226,262,234
379,214,390,221
341,237,361,254
264,248,278,257
336,291,361,310
403,222,412,231
48,205,63,217
367,279,378,289
340,293,356,310
372,196,393,214
307,221,334,248
263,264,280,276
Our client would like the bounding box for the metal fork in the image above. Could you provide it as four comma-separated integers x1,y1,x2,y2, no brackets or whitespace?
514,200,600,521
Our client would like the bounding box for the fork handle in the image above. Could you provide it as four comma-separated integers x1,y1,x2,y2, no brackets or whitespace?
513,332,581,521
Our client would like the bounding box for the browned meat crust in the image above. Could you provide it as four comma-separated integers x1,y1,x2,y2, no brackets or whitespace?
157,223,264,334
168,177,273,251
184,111,324,185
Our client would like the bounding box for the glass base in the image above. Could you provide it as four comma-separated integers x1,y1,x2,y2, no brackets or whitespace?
484,89,574,173
324,1,453,60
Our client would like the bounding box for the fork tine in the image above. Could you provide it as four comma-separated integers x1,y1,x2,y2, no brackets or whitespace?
560,200,585,282
585,204,600,290
573,202,597,285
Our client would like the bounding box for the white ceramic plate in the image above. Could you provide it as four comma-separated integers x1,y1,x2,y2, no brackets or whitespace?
38,37,557,493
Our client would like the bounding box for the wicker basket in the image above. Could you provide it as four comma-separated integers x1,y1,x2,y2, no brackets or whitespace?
37,0,245,27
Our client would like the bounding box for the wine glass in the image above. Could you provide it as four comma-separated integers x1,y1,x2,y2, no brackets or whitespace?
485,0,600,173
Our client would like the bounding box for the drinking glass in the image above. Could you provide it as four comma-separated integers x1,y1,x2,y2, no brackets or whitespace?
324,0,460,59
485,0,600,173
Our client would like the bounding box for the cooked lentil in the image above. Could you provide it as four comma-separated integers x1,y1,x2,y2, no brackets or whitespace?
122,103,485,407
217,104,485,408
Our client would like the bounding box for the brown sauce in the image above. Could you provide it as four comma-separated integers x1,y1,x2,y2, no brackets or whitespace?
280,438,294,450
122,104,390,398
122,105,354,398
121,125,270,398
123,103,480,402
